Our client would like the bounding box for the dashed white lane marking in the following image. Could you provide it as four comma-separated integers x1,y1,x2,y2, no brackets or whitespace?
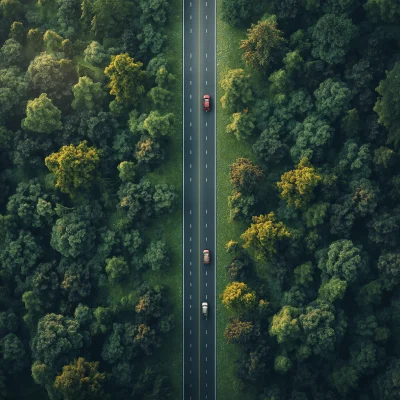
189,248,192,253
206,67,208,71
190,236,192,241
206,237,208,241
190,261,192,265
206,1,207,5
190,330,192,334
190,177,192,182
190,271,192,276
190,28,192,33
206,294,208,299
206,150,207,154
206,164,207,168
190,343,192,348
190,357,192,361
190,80,192,85
206,210,208,214
206,282,208,286
206,344,208,348
206,53,208,58
206,122,207,126
190,370,192,374
206,29,208,33
190,150,192,154
190,108,192,112
190,295,192,299
206,357,208,361
206,270,207,275
190,67,192,71
206,136,208,140
190,210,192,214
206,223,207,227
206,81,208,85
206,178,208,182
190,304,191,308
190,164,192,168
190,282,192,287
190,1,192,5
190,53,192,58
190,15,192,19
190,135,192,140
206,15,207,19
206,330,208,335
190,223,191,228
190,122,192,127
190,315,192,320
190,94,192,99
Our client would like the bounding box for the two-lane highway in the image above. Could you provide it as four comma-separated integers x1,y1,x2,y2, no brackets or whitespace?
183,0,216,398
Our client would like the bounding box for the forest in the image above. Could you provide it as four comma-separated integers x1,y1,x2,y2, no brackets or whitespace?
0,0,181,399
219,0,400,399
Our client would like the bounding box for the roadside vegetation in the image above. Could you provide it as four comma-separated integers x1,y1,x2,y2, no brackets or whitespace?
0,0,182,398
218,0,400,399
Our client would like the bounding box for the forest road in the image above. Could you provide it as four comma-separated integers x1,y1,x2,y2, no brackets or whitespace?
182,0,216,399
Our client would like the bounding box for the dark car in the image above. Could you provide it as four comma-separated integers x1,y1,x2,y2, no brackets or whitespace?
203,94,211,112
203,249,210,264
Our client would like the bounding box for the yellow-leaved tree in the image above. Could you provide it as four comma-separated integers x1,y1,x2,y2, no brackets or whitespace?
45,141,101,196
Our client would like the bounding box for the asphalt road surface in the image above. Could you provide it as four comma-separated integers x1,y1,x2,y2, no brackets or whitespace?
183,0,216,398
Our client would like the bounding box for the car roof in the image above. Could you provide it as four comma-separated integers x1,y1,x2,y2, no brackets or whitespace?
204,94,210,98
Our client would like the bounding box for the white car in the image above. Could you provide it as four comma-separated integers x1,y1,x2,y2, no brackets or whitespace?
202,302,208,318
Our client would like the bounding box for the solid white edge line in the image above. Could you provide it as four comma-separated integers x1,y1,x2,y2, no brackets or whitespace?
214,0,217,398
182,0,185,398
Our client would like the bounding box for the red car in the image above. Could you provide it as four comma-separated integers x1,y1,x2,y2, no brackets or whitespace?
203,249,210,264
203,94,211,112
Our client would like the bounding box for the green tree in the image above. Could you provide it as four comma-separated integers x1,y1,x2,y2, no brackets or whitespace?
45,141,101,196
117,161,136,182
0,66,28,121
32,313,82,368
50,203,100,258
276,157,322,209
143,111,175,138
220,69,253,111
27,28,44,52
314,78,352,121
104,53,146,105
221,281,256,311
240,17,286,70
318,278,347,303
143,240,170,271
27,53,77,101
274,355,292,374
270,306,300,344
290,116,334,162
312,13,358,65
153,184,177,215
21,93,62,133
0,38,23,68
374,63,400,147
105,256,129,283
90,0,133,38
221,0,253,27
83,41,109,66
241,212,291,261
0,333,26,373
364,0,400,23
9,21,24,42
54,358,106,400
43,29,63,53
226,111,256,140
71,76,106,112
318,239,366,283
